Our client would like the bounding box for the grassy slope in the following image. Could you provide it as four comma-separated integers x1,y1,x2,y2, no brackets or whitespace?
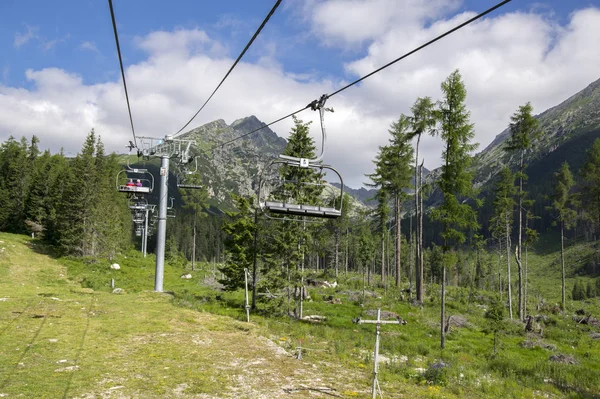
0,233,362,399
1,232,599,398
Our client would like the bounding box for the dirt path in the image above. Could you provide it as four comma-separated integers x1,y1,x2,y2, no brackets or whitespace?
0,234,365,399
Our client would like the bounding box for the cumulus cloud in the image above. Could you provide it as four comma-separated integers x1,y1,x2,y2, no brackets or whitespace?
309,0,461,46
310,6,600,181
1,5,600,189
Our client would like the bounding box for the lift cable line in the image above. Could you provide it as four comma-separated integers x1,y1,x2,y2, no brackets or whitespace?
108,0,138,148
203,0,511,155
173,0,283,137
327,0,511,99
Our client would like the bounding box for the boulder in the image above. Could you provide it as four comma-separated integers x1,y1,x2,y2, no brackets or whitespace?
110,263,120,270
180,274,192,279
112,288,125,294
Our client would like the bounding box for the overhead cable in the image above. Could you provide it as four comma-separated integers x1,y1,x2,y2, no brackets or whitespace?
173,0,283,137
208,105,311,152
327,0,512,98
207,0,511,153
108,0,137,148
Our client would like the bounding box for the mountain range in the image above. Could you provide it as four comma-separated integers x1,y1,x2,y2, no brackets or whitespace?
168,76,600,213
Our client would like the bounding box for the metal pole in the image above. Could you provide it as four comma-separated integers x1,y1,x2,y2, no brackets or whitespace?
372,309,381,399
251,210,258,310
244,268,250,322
143,208,149,257
154,155,169,292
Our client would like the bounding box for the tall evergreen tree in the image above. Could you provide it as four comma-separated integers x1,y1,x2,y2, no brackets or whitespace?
431,70,480,349
548,162,578,310
0,137,31,233
580,138,600,239
264,116,323,313
367,116,414,287
179,166,209,270
506,102,540,320
490,167,516,319
220,195,256,291
408,97,436,301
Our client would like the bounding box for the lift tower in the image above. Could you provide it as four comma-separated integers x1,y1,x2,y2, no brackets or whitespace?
136,135,195,292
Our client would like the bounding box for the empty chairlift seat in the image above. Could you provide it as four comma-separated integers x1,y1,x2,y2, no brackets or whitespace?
264,201,342,219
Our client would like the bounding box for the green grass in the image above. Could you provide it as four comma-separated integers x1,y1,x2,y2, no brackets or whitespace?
1,232,600,398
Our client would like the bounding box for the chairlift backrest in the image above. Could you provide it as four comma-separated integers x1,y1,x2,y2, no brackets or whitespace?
258,159,344,221
257,95,344,221
116,169,154,194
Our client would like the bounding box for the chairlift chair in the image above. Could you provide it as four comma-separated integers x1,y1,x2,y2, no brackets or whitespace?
128,198,148,210
166,197,176,219
177,158,203,190
257,94,344,221
116,168,154,194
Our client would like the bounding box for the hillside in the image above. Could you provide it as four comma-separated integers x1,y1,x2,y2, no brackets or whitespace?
2,232,600,398
0,233,361,398
473,77,600,186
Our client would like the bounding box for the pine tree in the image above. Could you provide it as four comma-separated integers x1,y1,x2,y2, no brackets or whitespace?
548,162,579,310
57,130,100,255
0,136,31,233
367,116,414,288
179,165,209,270
220,195,256,291
431,70,480,349
265,116,323,313
490,167,516,319
408,97,436,301
580,138,600,239
506,102,540,320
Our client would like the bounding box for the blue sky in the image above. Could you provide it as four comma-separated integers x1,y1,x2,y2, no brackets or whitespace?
2,0,600,187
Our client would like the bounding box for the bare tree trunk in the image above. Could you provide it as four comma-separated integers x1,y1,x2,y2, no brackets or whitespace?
192,216,196,271
524,244,528,318
345,227,349,275
335,228,339,278
441,265,446,349
414,138,421,300
395,195,401,287
506,216,513,319
561,222,566,310
418,161,425,301
381,232,386,285
517,150,524,320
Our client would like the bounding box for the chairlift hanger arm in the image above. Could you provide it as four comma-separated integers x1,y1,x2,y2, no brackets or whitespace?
279,94,333,165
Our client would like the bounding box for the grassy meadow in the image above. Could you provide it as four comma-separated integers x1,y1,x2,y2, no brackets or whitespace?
1,232,599,398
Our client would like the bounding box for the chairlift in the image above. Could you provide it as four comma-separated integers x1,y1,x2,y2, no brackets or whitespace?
132,210,145,224
128,198,148,210
257,95,344,220
167,197,176,219
116,169,154,194
177,158,203,190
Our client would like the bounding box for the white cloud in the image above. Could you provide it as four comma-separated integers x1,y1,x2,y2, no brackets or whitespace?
1,6,600,190
14,25,38,48
309,0,461,46
79,41,100,54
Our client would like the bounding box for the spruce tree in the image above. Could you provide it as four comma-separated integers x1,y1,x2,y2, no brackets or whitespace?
580,138,600,239
408,97,436,300
490,167,516,319
367,115,414,288
220,195,256,291
431,70,480,349
548,161,578,310
506,102,540,320
265,116,323,313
